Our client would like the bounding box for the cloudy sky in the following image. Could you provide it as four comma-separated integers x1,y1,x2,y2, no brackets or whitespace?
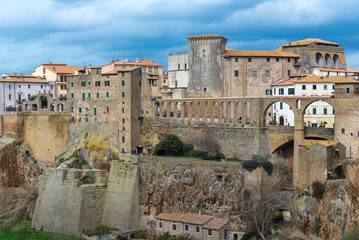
1,0,359,73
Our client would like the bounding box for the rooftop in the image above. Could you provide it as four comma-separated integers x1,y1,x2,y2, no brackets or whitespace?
223,50,298,58
156,213,213,225
202,217,230,230
281,38,340,47
272,75,358,86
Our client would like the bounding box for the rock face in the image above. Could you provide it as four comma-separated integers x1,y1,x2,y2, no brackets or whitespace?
139,156,247,217
295,162,359,240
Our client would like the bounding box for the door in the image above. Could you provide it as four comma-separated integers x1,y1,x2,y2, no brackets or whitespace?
279,116,284,125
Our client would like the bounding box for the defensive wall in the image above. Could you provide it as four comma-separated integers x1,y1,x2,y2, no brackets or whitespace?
32,156,141,236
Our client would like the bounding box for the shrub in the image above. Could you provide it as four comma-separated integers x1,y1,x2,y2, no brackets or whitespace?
261,160,273,176
79,159,88,166
176,234,195,240
154,134,183,156
252,154,266,163
214,152,225,161
117,235,128,240
28,95,37,101
242,160,258,172
342,228,359,240
133,230,146,239
312,181,326,199
157,232,172,240
241,230,257,240
83,224,110,237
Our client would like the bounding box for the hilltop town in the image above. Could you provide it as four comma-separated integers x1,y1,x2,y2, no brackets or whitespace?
1,34,359,240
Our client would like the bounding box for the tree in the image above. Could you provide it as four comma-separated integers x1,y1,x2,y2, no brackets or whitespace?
244,181,284,240
154,134,183,156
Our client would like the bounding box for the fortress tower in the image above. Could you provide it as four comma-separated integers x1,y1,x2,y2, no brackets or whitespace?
187,34,227,97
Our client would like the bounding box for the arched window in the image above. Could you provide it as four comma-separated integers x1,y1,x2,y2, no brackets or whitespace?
316,53,324,67
333,54,340,68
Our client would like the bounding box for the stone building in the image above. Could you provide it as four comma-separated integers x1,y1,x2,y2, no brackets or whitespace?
0,74,54,114
155,213,230,240
297,140,346,186
31,62,82,99
67,66,142,154
278,38,346,73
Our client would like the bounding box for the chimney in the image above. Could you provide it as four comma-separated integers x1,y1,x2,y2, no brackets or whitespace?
49,61,52,64
21,73,24,81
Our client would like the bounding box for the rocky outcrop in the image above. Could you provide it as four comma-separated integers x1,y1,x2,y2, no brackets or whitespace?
295,161,359,240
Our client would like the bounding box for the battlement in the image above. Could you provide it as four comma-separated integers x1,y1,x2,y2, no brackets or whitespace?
168,51,189,56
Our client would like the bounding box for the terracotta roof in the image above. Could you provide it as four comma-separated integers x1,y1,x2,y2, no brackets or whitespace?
299,140,338,148
293,75,356,84
156,213,213,225
102,66,140,75
187,34,224,39
44,65,82,74
3,74,38,78
282,38,340,47
223,50,298,58
202,218,230,230
272,78,296,86
0,77,49,83
319,67,359,73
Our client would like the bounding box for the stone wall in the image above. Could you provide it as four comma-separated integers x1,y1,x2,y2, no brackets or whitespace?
142,117,270,160
24,114,71,163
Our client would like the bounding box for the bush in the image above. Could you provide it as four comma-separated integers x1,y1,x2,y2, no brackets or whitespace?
261,160,273,176
83,224,110,237
342,228,359,240
214,152,225,161
312,181,326,199
242,160,258,172
241,230,257,240
133,230,146,239
28,95,37,101
176,234,195,240
157,232,172,240
252,154,266,163
182,144,193,156
154,134,183,156
117,235,128,240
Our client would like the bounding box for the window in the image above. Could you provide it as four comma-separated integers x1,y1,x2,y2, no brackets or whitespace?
155,67,158,74
287,58,290,63
71,93,74,99
8,94,11,100
95,81,100,87
302,85,306,90
196,226,200,233
71,81,74,87
79,107,82,113
159,221,163,229
81,81,86,87
43,68,46,74
97,92,99,98
88,81,91,86
122,80,125,86
342,128,345,134
287,70,291,76
204,87,207,92
279,88,284,95
324,85,328,90
106,92,109,98
253,71,257,77
123,118,125,123
347,87,350,95
280,102,283,110
88,93,91,98
122,108,125,113
19,85,21,88
235,57,238,62
276,58,279,62
28,85,30,89
313,85,317,90
184,224,189,232
122,136,125,143
82,93,85,101
105,81,110,86
94,107,97,116
8,85,11,89
122,72,125,77
234,70,239,77
324,108,328,115
274,88,276,95
122,92,125,98
208,229,212,237
185,63,187,69
96,69,100,75
202,50,206,57
267,58,270,62
266,71,270,77
248,58,252,62
41,85,43,89
288,88,295,95
313,108,317,114
266,90,272,95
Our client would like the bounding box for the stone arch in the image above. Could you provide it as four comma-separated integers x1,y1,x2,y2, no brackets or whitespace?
263,100,295,126
325,53,332,67
316,52,324,67
333,54,340,68
39,95,48,109
204,101,211,122
236,102,243,124
233,234,238,240
244,102,250,125
57,103,64,112
213,102,219,122
50,103,56,112
220,101,226,123
296,99,301,109
154,101,159,116
272,139,294,174
24,104,30,111
302,99,335,128
32,104,37,111
183,102,188,119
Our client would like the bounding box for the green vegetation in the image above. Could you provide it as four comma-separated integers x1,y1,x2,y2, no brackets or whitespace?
154,134,183,156
156,232,194,240
28,95,37,101
83,224,110,237
133,230,146,239
242,155,273,176
59,95,67,101
240,230,257,240
117,235,128,240
341,228,359,240
312,181,326,199
0,215,82,240
225,158,244,162
272,211,284,224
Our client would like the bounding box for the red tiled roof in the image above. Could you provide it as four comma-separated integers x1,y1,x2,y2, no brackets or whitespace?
44,65,82,74
319,67,359,73
202,218,230,230
156,213,213,225
282,38,340,47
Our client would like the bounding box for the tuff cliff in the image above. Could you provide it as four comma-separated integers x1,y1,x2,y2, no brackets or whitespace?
295,161,359,240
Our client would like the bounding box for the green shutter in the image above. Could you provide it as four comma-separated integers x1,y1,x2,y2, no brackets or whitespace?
96,69,100,75
89,81,91,86
97,92,99,98
88,93,91,98
122,92,125,98
71,82,74,87
79,107,82,113
71,93,74,99
106,92,109,98
122,80,125,86
94,107,97,116
82,93,85,101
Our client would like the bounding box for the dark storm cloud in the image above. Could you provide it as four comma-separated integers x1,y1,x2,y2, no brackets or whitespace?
1,0,359,73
